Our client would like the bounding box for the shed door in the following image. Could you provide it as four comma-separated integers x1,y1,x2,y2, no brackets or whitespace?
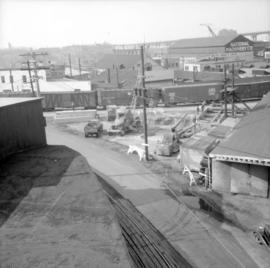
230,163,250,194
249,165,268,198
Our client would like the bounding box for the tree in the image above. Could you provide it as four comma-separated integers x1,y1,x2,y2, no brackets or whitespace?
218,29,238,37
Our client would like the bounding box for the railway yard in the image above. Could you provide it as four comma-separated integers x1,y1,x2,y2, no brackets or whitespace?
42,100,270,268
1,8,270,266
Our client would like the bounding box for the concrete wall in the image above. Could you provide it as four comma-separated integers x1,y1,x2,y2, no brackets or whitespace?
0,99,46,160
212,159,269,198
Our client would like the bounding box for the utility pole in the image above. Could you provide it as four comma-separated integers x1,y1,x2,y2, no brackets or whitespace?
68,54,72,77
9,69,14,92
107,68,111,83
232,63,235,117
78,58,82,78
116,66,120,88
20,51,47,97
140,45,149,161
33,60,41,96
27,60,35,96
224,64,228,118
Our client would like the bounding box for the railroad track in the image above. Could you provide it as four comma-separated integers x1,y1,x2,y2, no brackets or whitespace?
96,174,193,268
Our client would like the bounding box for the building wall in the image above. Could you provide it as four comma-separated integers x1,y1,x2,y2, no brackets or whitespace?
212,159,269,198
0,69,46,92
0,99,47,160
169,46,225,58
212,160,231,192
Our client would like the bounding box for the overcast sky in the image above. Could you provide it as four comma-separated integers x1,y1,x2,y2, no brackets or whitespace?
0,0,269,48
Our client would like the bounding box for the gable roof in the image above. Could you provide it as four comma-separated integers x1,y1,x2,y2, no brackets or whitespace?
170,35,246,49
210,92,270,165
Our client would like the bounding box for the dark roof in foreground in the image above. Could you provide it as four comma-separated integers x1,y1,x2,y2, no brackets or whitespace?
170,35,241,49
0,146,131,267
0,97,42,108
210,92,270,166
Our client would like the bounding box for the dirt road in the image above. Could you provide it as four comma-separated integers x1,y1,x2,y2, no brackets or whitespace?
46,124,261,268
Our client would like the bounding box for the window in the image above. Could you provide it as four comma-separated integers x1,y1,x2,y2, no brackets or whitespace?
22,75,27,83
1,76,5,83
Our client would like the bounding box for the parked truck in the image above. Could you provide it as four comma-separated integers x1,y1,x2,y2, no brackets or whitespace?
84,119,103,137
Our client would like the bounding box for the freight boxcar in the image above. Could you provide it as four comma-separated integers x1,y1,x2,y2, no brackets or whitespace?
233,79,270,100
162,82,222,106
97,89,133,107
70,91,97,109
41,91,97,110
41,92,73,110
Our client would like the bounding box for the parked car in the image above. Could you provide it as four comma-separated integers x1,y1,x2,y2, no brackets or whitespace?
84,120,103,138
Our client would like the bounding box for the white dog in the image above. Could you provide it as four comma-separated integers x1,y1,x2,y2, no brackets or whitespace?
127,145,146,161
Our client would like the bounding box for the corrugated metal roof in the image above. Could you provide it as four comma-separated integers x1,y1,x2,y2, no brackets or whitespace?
170,35,238,49
0,97,42,108
211,91,270,161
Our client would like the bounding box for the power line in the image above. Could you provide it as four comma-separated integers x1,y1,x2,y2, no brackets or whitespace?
20,51,48,97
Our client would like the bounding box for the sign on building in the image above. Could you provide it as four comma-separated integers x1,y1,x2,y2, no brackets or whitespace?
225,36,253,55
265,51,270,59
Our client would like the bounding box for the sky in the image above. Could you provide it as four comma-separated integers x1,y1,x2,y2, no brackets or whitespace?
0,0,269,48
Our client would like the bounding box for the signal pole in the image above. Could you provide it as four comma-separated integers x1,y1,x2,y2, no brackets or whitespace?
224,64,228,118
232,63,235,117
140,45,149,161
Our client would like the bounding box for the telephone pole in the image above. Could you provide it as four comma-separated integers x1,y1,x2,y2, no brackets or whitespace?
9,69,14,92
78,58,82,78
20,51,47,97
140,45,149,161
27,60,35,96
68,54,72,77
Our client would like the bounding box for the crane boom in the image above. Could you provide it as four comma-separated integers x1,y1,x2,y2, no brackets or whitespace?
200,24,216,37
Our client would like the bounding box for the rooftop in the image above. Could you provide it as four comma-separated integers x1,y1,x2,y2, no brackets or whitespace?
0,97,41,108
210,91,270,165
170,35,247,49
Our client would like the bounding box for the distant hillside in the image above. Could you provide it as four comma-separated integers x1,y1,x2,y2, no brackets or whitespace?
0,43,113,69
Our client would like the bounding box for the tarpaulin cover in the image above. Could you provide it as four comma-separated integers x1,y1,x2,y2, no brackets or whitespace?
179,135,217,171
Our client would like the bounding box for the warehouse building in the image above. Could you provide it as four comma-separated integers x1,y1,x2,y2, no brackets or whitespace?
0,68,47,93
0,98,46,160
209,92,270,198
168,35,254,71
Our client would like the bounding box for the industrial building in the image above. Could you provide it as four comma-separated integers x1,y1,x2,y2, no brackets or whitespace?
0,68,47,93
209,92,270,198
168,34,254,71
0,98,46,160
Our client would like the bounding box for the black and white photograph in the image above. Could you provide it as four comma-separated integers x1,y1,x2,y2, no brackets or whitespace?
0,0,270,267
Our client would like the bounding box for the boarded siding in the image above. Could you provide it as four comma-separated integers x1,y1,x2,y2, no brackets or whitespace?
0,99,46,160
212,160,231,192
250,165,268,197
230,163,250,194
212,160,269,198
